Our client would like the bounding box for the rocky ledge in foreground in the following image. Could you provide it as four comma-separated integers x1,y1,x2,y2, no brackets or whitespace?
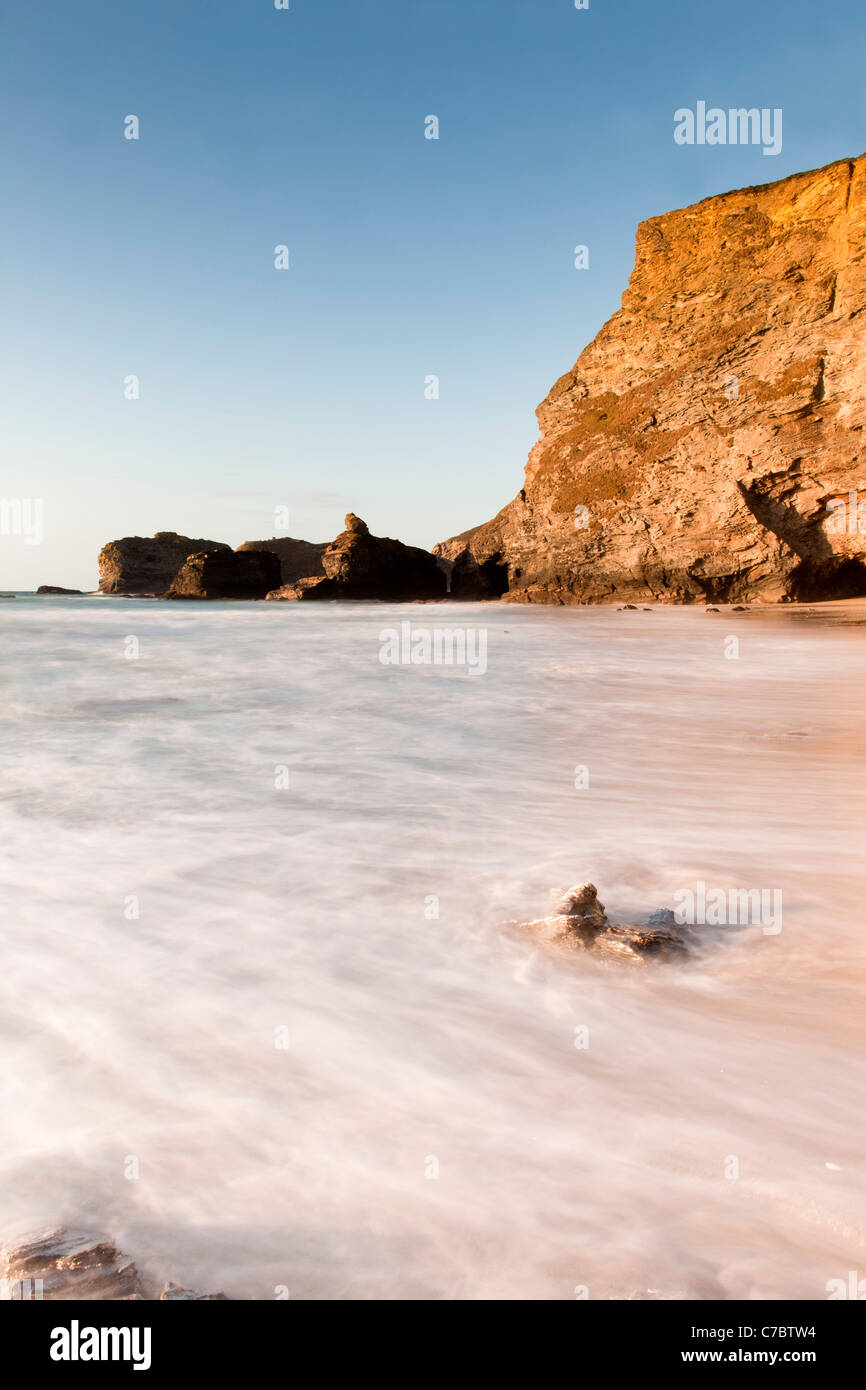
1,1227,227,1301
267,513,447,601
98,533,232,595
438,155,866,605
519,883,691,963
163,547,281,599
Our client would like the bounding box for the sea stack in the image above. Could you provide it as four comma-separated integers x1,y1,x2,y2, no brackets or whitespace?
266,514,447,601
98,534,232,595
163,548,281,600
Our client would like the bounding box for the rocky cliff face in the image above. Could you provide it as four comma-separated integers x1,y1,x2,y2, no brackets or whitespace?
98,534,231,595
438,156,866,604
236,536,327,584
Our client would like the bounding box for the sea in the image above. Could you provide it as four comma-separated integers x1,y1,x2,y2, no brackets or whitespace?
1,594,864,1299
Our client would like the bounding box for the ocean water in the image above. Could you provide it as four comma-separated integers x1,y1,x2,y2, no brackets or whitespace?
1,594,864,1300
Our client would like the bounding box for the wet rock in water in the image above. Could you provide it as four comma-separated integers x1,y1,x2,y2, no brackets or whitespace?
0,1227,227,1301
520,882,690,963
555,882,609,929
163,548,281,600
36,586,83,595
159,1281,228,1301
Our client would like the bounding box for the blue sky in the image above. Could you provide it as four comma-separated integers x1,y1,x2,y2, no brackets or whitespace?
1,0,864,588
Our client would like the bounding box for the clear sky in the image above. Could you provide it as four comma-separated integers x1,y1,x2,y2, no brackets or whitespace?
1,0,864,588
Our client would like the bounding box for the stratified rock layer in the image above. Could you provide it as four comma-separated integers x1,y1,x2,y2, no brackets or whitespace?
267,514,446,600
163,548,281,599
438,156,866,604
0,1227,227,1301
98,534,231,595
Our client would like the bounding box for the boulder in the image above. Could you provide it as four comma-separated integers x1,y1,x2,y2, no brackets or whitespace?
36,586,84,595
163,548,281,600
98,533,231,595
520,882,691,962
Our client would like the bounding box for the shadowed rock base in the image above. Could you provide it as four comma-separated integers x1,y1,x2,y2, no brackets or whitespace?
163,548,281,600
520,883,691,962
1,1228,228,1301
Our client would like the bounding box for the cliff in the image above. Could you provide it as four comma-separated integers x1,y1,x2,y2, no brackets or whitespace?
438,156,866,604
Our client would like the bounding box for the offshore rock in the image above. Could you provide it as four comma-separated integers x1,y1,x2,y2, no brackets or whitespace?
521,883,691,962
163,548,281,600
267,514,446,601
98,533,231,595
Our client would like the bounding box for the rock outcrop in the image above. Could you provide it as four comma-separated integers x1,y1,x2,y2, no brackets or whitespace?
0,1227,227,1301
438,156,866,604
163,548,281,600
236,536,327,584
36,586,84,595
267,514,446,601
98,534,231,595
519,883,691,962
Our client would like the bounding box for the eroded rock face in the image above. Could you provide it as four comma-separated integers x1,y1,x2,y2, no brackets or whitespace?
163,548,281,600
0,1227,227,1301
267,514,446,601
98,534,231,595
439,156,866,604
236,536,327,585
520,883,691,962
